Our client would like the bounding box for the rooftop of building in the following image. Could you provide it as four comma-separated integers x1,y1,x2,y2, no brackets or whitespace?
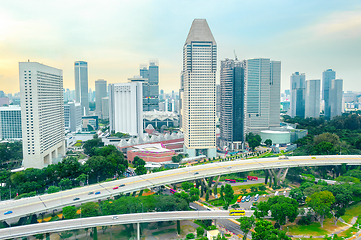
185,19,216,45
131,143,173,153
143,110,179,121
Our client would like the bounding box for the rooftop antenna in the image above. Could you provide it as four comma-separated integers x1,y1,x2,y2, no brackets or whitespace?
233,50,238,61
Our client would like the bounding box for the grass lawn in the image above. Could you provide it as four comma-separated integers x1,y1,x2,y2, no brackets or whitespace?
152,228,176,236
342,202,361,223
230,183,266,192
286,218,347,237
338,226,359,238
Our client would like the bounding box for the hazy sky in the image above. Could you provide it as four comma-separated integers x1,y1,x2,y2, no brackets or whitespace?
0,0,360,94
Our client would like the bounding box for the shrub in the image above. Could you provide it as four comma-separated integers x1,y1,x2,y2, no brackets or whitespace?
186,233,195,239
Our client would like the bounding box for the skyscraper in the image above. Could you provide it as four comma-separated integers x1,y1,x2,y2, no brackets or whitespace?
101,97,109,119
290,72,306,118
109,82,143,137
64,102,82,132
74,61,89,116
19,62,65,169
305,79,321,118
182,19,217,158
245,58,281,133
95,79,107,118
322,69,336,118
139,60,159,111
330,79,343,119
0,105,22,140
219,59,245,150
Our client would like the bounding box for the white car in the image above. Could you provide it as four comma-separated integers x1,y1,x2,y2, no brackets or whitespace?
112,216,118,220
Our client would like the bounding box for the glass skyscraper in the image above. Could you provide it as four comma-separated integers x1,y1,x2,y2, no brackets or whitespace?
74,61,89,116
322,69,336,118
139,61,159,111
290,72,306,118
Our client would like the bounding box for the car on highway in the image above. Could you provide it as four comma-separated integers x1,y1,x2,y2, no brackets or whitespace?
88,192,94,195
190,206,198,211
194,172,199,175
112,216,118,220
278,155,288,160
119,184,125,187
95,191,101,195
4,211,13,215
113,186,119,190
246,195,251,202
73,197,80,201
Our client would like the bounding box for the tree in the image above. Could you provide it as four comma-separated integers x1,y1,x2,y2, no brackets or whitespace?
47,186,60,194
59,178,72,190
265,139,272,147
246,133,262,151
189,187,200,202
289,188,305,204
59,231,73,240
251,186,258,192
133,156,146,168
181,182,193,192
83,137,103,156
239,216,255,240
135,165,147,175
205,190,210,201
196,227,205,237
81,202,100,218
34,234,44,240
252,220,291,240
268,196,299,226
223,184,234,209
62,206,77,219
306,191,335,227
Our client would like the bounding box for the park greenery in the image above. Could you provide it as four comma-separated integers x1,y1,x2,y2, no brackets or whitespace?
246,133,262,151
0,141,22,170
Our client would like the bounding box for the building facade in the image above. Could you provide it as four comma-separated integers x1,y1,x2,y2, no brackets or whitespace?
64,102,82,132
182,19,217,158
245,58,281,133
290,72,306,118
140,60,159,111
95,79,107,118
330,79,343,119
0,105,22,140
74,61,89,116
322,69,336,118
109,82,143,137
305,79,320,118
219,58,245,150
19,62,65,169
101,97,109,119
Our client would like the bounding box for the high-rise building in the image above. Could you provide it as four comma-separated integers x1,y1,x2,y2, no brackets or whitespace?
245,58,281,133
330,79,343,119
219,59,245,150
19,62,65,169
322,69,336,118
305,79,321,118
139,61,159,111
216,84,221,118
0,105,22,140
95,79,107,118
109,82,143,137
64,102,82,132
290,72,306,118
101,97,109,119
182,19,217,158
0,91,5,98
74,61,89,116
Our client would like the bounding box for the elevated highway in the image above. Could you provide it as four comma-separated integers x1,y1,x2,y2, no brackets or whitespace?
1,155,360,221
0,210,253,239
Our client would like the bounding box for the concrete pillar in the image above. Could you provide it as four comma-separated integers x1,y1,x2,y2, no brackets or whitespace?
137,222,140,240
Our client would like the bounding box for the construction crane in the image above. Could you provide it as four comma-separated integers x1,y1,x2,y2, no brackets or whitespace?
233,50,238,61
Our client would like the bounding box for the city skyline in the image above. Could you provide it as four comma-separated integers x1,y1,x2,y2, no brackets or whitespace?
0,1,360,94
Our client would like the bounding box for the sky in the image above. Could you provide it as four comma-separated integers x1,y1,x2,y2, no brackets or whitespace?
0,0,360,94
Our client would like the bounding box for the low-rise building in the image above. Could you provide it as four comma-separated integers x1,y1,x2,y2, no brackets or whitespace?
127,143,176,163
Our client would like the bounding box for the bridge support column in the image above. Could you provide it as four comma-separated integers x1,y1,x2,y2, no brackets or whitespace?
46,232,50,240
137,222,140,240
280,168,289,182
213,175,221,197
132,191,137,197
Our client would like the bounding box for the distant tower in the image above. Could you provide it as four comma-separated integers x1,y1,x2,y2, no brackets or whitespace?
305,79,321,118
140,60,159,111
74,61,89,116
330,79,343,119
220,59,245,150
290,72,306,118
19,62,65,169
322,69,336,118
182,19,217,158
95,79,107,118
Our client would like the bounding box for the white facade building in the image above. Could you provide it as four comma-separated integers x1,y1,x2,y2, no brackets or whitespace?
95,79,107,118
109,82,143,137
182,19,217,158
19,62,65,169
101,97,109,119
305,79,320,118
64,102,82,132
0,105,22,140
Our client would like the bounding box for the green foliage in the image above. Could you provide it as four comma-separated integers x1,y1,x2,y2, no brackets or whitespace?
205,190,210,202
252,220,291,240
306,190,335,228
62,206,77,219
335,175,360,183
59,178,72,190
239,216,255,240
189,187,200,202
186,233,195,239
246,133,262,151
133,156,146,168
83,137,104,156
264,139,272,147
196,226,205,237
171,154,184,163
181,182,193,192
135,165,147,175
81,202,100,218
0,141,22,169
110,132,129,138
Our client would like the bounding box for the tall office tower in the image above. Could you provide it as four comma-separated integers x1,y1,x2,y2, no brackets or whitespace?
269,61,281,127
109,82,143,137
219,59,245,150
160,89,164,101
330,79,343,119
74,61,89,116
19,62,65,169
216,84,221,118
64,102,82,132
305,79,321,118
140,60,159,111
0,91,5,98
128,76,149,111
290,72,306,118
95,79,107,118
322,69,336,118
245,58,281,133
101,97,109,119
88,88,93,102
182,19,217,158
0,105,22,140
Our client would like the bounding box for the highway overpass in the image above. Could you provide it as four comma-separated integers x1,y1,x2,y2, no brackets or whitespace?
0,210,253,239
0,155,360,221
